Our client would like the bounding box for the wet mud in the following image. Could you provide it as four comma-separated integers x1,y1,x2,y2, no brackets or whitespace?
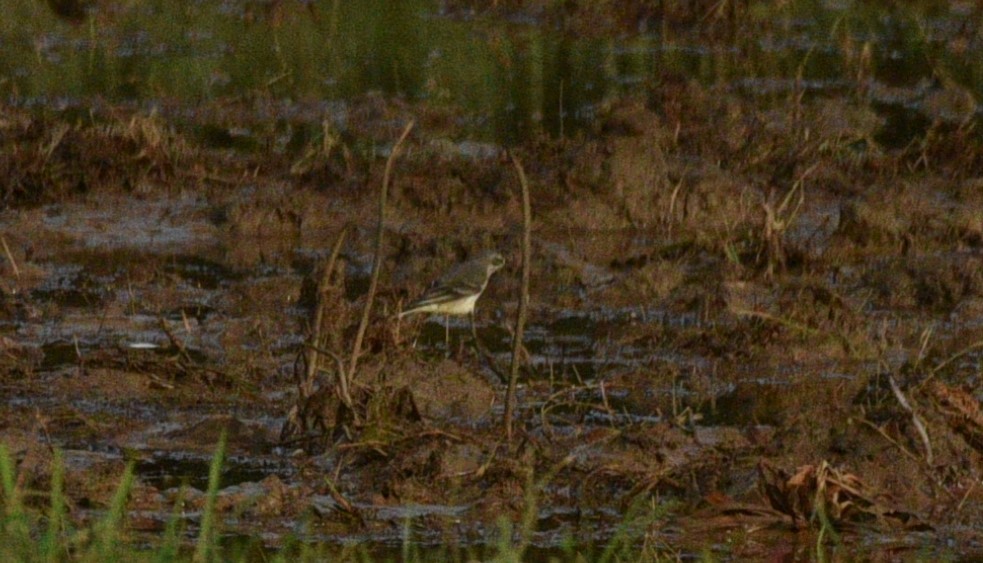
3,0,983,560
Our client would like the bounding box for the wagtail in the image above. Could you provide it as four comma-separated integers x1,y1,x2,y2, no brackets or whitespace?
399,251,505,318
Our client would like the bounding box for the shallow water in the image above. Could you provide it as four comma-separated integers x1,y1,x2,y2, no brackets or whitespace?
2,0,980,144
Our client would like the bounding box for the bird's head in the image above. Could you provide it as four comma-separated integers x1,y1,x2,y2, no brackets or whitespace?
485,251,506,275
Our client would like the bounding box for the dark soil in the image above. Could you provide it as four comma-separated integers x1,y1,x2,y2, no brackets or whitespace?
2,2,983,560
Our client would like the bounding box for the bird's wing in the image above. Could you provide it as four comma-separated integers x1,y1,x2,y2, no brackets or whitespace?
409,282,476,308
403,257,488,312
437,260,487,291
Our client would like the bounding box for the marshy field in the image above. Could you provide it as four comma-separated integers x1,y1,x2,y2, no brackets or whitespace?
2,0,983,560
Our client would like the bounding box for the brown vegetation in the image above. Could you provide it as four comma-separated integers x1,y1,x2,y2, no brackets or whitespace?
2,29,983,558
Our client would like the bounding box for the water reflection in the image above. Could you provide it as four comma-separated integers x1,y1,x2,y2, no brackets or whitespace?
1,0,980,143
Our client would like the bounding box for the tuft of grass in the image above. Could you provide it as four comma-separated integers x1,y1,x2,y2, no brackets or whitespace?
0,436,683,561
0,435,233,563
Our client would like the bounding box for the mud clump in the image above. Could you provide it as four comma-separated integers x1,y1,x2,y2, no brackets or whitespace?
0,109,195,207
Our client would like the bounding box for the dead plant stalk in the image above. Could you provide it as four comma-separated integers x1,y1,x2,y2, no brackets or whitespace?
505,152,532,442
348,121,414,380
1,236,19,278
304,225,349,399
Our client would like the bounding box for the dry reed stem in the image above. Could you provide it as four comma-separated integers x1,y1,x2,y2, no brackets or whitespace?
348,120,414,380
505,151,532,442
323,475,364,524
303,225,349,399
888,375,933,465
1,236,19,278
158,316,193,365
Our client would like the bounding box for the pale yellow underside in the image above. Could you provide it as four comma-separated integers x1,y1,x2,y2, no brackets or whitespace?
400,294,479,317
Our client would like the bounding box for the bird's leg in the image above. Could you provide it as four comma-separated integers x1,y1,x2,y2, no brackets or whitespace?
469,311,481,362
444,315,450,356
469,311,481,360
469,311,477,343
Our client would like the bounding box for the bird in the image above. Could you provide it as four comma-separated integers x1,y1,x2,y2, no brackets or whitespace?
399,251,505,319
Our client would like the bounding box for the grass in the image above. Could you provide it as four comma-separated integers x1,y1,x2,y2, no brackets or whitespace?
0,438,688,562
0,441,211,563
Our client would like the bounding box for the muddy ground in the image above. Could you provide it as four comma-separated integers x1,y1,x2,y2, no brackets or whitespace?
3,6,983,561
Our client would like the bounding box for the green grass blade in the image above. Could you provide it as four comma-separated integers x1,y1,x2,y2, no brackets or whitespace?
87,460,136,562
193,431,227,563
0,444,30,559
0,444,21,521
42,448,66,562
156,484,189,563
